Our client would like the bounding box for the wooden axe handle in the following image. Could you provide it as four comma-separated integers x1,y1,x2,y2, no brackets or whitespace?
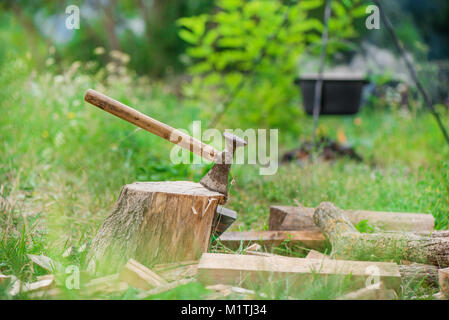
84,89,219,162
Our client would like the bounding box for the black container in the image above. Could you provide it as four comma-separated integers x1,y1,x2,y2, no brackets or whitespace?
294,75,368,115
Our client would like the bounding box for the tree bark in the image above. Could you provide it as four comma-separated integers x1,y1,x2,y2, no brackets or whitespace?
399,263,439,287
313,202,449,268
440,267,449,299
87,181,224,274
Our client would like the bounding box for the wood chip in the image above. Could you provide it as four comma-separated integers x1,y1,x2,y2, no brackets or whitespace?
120,258,168,290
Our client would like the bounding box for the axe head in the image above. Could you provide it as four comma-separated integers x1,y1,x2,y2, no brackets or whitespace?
200,133,246,198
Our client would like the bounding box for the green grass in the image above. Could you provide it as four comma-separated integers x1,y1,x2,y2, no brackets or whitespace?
0,50,448,300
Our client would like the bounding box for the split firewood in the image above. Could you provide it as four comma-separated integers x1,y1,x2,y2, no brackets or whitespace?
152,260,198,272
154,262,198,283
306,250,329,260
433,292,447,300
87,181,224,274
313,202,449,268
270,205,434,232
218,230,326,251
197,253,401,291
0,273,11,285
211,206,237,237
336,282,397,300
269,206,320,231
439,267,449,299
84,273,128,295
399,263,439,287
28,254,63,273
119,258,168,290
415,230,449,238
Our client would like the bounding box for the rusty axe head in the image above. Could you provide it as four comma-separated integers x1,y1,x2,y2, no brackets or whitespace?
200,132,246,198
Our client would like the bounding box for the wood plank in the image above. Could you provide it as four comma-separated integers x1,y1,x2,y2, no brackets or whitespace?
137,278,194,299
269,205,434,232
218,230,326,250
197,253,401,291
269,206,320,231
336,282,397,300
156,264,198,282
439,267,449,299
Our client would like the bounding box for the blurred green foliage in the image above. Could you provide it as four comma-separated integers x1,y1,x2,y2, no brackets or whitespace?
177,0,367,131
0,0,215,77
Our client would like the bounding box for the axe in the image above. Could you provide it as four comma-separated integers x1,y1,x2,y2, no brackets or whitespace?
84,89,244,228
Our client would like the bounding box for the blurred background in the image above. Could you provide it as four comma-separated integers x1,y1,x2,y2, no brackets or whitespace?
1,0,449,299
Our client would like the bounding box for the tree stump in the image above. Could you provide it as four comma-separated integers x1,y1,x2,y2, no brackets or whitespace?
87,181,224,274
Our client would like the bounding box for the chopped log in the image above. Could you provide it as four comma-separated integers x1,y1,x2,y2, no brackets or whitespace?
336,282,397,300
217,230,326,251
313,202,449,268
87,181,224,274
306,250,329,260
197,253,401,291
269,206,320,231
270,205,434,232
440,267,449,299
84,273,129,295
415,230,449,238
399,263,439,287
119,258,168,290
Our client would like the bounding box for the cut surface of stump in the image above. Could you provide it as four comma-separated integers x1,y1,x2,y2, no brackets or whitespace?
87,181,224,274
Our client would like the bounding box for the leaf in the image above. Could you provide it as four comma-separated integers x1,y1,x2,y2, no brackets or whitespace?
354,220,375,233
298,0,324,10
179,29,199,45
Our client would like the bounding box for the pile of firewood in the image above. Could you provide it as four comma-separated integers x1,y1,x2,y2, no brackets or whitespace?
215,203,449,299
3,202,448,300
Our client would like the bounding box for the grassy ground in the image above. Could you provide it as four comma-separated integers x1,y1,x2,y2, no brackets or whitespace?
1,53,449,299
